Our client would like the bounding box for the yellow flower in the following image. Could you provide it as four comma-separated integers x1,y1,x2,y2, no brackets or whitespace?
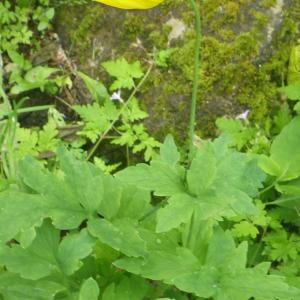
94,0,163,9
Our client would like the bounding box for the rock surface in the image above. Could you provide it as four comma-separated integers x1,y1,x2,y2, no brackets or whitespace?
54,0,299,140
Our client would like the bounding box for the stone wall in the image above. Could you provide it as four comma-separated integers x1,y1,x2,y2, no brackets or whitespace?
54,0,299,141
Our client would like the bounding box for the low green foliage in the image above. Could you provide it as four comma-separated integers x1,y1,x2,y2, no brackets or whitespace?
1,1,300,299
0,0,54,52
1,115,300,299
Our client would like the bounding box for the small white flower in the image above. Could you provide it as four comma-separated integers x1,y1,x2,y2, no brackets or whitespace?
110,90,123,102
236,109,250,120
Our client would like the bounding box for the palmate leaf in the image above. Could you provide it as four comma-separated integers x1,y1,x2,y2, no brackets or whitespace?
18,154,93,229
115,228,300,300
15,148,152,259
0,220,95,280
17,147,125,228
153,137,264,233
173,230,300,300
116,135,185,197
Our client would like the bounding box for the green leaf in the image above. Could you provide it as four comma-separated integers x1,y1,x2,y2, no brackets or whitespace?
0,191,45,244
122,97,148,122
57,229,95,276
116,136,185,196
187,142,217,195
37,120,58,152
214,150,265,197
116,185,151,220
78,71,109,103
114,247,201,282
156,193,195,233
18,156,89,229
173,229,300,300
97,173,122,220
116,161,185,197
157,135,180,167
57,147,104,216
88,218,146,257
278,84,300,100
216,117,255,150
74,101,118,142
102,276,148,300
79,278,99,300
24,66,59,83
18,148,124,229
10,66,59,94
287,41,300,85
0,221,95,280
260,116,300,181
102,58,144,91
0,272,65,300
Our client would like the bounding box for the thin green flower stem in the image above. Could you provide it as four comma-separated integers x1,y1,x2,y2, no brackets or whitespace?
16,105,53,114
187,0,201,160
87,63,153,161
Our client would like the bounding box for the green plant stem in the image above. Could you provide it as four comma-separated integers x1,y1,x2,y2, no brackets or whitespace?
265,196,300,206
87,63,153,161
16,105,53,114
185,211,195,248
139,199,167,222
187,0,201,160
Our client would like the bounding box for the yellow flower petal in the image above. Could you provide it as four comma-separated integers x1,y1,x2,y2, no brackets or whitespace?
94,0,163,9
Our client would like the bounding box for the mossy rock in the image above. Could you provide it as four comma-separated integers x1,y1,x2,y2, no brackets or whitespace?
54,0,299,142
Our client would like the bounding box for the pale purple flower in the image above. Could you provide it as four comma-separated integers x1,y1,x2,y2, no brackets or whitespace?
110,90,123,102
236,109,250,120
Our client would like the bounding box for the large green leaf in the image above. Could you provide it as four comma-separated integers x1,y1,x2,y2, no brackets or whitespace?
156,193,195,233
0,272,65,300
0,221,95,280
18,148,124,229
172,229,300,300
157,135,181,167
57,147,104,216
57,229,95,276
116,162,185,197
116,185,151,220
19,156,87,229
88,218,146,257
187,142,217,195
114,228,300,299
98,174,122,220
116,136,185,197
259,116,300,181
114,247,201,282
0,191,45,244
